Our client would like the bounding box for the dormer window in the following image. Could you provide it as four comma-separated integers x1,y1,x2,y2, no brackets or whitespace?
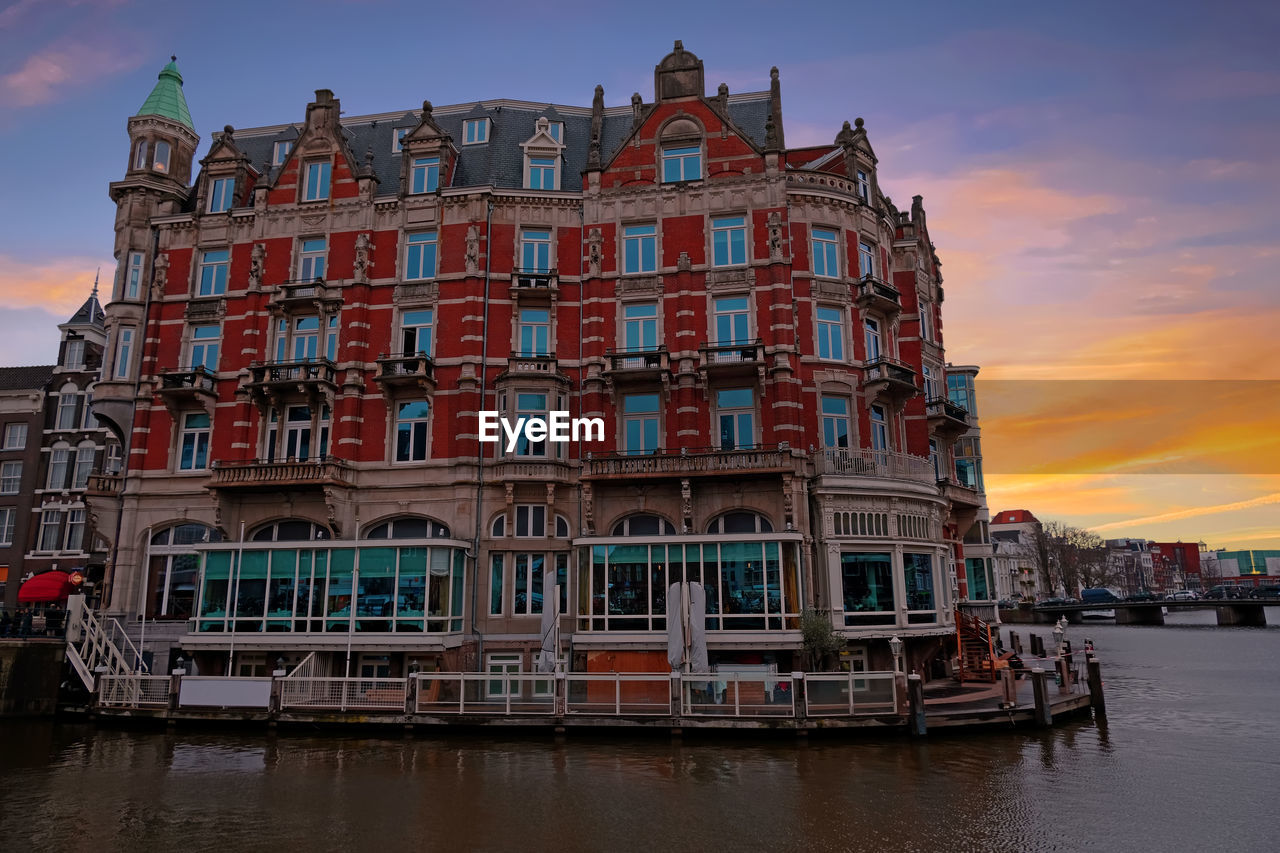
392,128,409,153
521,117,565,192
548,122,563,143
855,169,870,202
133,140,148,170
63,338,85,369
527,157,556,190
273,141,292,165
463,118,489,144
208,177,235,213
661,145,700,183
153,140,171,173
303,161,331,201
410,157,440,194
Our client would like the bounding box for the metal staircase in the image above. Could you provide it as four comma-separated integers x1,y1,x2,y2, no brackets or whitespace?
64,595,148,691
955,607,997,682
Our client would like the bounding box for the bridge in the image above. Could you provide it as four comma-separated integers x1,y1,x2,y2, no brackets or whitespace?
1002,598,1270,627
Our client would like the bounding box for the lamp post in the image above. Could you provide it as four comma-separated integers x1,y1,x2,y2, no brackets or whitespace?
889,635,904,673
1052,618,1066,657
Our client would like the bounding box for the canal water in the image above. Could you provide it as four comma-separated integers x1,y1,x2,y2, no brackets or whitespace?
3,609,1278,852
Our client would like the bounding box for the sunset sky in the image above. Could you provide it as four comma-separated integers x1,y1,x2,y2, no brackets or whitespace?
0,0,1275,548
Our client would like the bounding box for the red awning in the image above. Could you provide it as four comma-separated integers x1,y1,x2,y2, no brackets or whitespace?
17,570,75,603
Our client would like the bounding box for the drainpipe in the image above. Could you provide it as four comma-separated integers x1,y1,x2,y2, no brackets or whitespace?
469,195,495,669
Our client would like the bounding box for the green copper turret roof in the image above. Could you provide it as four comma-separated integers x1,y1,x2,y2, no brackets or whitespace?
135,57,193,130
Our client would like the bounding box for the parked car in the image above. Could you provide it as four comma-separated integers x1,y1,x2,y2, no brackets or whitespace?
1124,590,1158,602
1082,588,1120,604
1248,585,1280,600
1165,590,1198,601
1206,585,1249,600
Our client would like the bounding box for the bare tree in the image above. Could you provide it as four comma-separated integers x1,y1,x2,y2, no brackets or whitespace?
1034,520,1113,594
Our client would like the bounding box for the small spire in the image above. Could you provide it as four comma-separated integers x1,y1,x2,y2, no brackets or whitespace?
92,267,99,298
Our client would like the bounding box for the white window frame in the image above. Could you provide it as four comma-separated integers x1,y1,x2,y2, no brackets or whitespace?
125,251,144,300
661,145,701,183
463,118,489,145
526,156,558,191
399,309,434,357
520,229,552,273
517,309,550,357
711,215,748,267
65,508,85,552
178,412,211,472
404,231,437,281
859,241,876,278
512,393,549,457
394,400,431,463
920,302,934,343
712,296,751,346
622,393,661,455
56,385,79,430
0,507,14,546
410,157,440,194
208,177,235,213
622,224,657,274
73,441,95,489
63,338,85,369
47,444,71,490
820,396,851,449
273,140,292,165
133,139,148,170
392,128,408,153
114,328,134,379
715,388,756,451
197,249,229,297
38,509,64,552
153,140,171,173
3,423,26,450
622,302,659,351
189,325,221,372
303,160,331,202
864,317,882,362
298,237,326,281
515,504,547,538
0,461,22,495
812,227,840,278
855,169,870,202
486,653,521,698
816,305,845,361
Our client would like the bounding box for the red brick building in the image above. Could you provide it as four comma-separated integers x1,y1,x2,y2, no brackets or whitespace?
89,45,985,679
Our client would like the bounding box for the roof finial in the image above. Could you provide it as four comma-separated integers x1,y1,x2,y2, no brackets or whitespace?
92,267,99,298
171,54,177,62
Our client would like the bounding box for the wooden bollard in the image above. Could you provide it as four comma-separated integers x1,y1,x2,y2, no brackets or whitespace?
1086,655,1106,715
1031,668,1052,726
1056,657,1071,695
907,673,927,736
999,666,1017,707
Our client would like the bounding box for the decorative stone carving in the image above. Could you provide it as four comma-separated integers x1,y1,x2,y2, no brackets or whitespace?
587,228,602,278
505,482,514,506
768,211,784,262
545,483,555,505
681,478,692,531
677,251,692,272
248,243,266,290
465,225,480,275
152,253,169,294
354,232,372,283
582,482,594,534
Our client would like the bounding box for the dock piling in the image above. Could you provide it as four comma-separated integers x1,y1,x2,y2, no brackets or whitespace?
1086,655,1106,715
1031,668,1052,727
907,673,926,736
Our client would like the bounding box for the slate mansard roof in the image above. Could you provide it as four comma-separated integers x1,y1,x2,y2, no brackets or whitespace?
0,365,56,392
218,92,774,197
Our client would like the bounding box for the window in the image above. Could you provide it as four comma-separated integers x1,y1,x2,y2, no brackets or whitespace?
623,303,658,351
661,145,701,182
515,505,546,538
133,139,148,170
841,552,895,625
125,251,144,300
864,317,882,361
265,406,330,462
555,516,569,539
198,249,229,296
490,555,505,615
63,338,85,369
273,140,292,165
947,373,976,415
821,396,850,448
859,241,876,278
0,508,13,546
463,118,489,144
4,423,27,450
706,511,773,534
966,557,992,601
486,653,521,698
73,441,95,489
955,437,984,490
275,316,338,363
521,229,552,273
114,328,134,379
303,161,331,201
404,231,437,280
870,405,889,454
610,514,677,536
363,516,449,539
392,128,408,153
82,395,98,430
189,325,220,371
527,157,556,190
298,238,326,281
400,309,433,356
47,445,70,490
517,308,550,356
149,523,222,619
208,177,235,213
56,385,78,430
491,514,506,537
711,215,747,267
929,439,941,481
395,400,430,462
514,393,548,456
922,365,939,400
179,412,210,471
816,306,845,360
104,442,123,475
622,225,657,274
153,140,171,173
65,509,85,552
623,394,660,455
410,157,440,194
904,553,936,620
38,510,64,552
716,388,755,450
919,302,934,342
712,296,750,345
855,169,869,202
547,122,563,143
513,553,545,615
812,227,840,278
0,461,20,494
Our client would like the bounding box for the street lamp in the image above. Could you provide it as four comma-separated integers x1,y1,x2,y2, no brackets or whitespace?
1052,619,1065,656
889,635,904,673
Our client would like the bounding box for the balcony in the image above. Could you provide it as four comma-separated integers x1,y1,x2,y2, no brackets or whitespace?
939,477,983,510
244,359,338,406
863,357,918,406
374,353,435,394
156,368,217,411
492,459,573,483
812,448,936,485
698,339,764,380
583,444,796,481
272,279,343,311
511,268,558,292
209,457,354,491
926,397,970,437
505,353,560,376
85,471,123,497
854,276,902,317
603,346,669,384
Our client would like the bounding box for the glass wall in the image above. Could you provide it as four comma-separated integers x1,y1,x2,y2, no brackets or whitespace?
196,543,466,633
903,552,937,624
965,556,993,601
841,551,943,627
577,539,800,632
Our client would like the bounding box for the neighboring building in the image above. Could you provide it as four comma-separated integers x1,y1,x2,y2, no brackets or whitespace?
89,46,988,679
0,365,55,610
944,364,994,613
1148,541,1201,592
990,509,1044,601
1202,550,1280,588
1104,538,1154,594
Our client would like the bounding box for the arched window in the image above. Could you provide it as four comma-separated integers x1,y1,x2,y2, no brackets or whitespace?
491,514,506,537
611,513,677,536
249,519,329,542
149,522,222,619
706,511,773,534
363,516,450,539
47,442,71,490
73,440,96,489
56,383,79,430
659,118,703,183
154,140,171,173
555,514,570,538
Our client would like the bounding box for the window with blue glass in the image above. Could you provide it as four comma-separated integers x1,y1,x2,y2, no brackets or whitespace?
179,412,210,471
464,118,489,144
405,231,437,280
303,161,331,201
712,296,750,345
298,238,326,280
812,227,840,278
518,308,550,356
711,216,747,267
527,157,557,190
623,225,657,273
208,177,235,213
904,552,936,621
410,157,439,194
396,400,430,462
965,557,992,601
623,303,658,350
400,309,433,355
392,128,408,153
521,230,551,272
841,552,895,625
859,241,876,277
821,396,850,448
864,316,882,361
515,393,548,456
189,325,220,371
623,394,660,455
816,306,845,360
716,388,755,450
946,373,976,415
273,141,291,165
661,145,701,182
870,404,888,453
198,250,229,296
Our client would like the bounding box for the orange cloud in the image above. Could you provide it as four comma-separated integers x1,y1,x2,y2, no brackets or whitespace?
1,40,141,108
1091,492,1280,532
0,253,110,314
